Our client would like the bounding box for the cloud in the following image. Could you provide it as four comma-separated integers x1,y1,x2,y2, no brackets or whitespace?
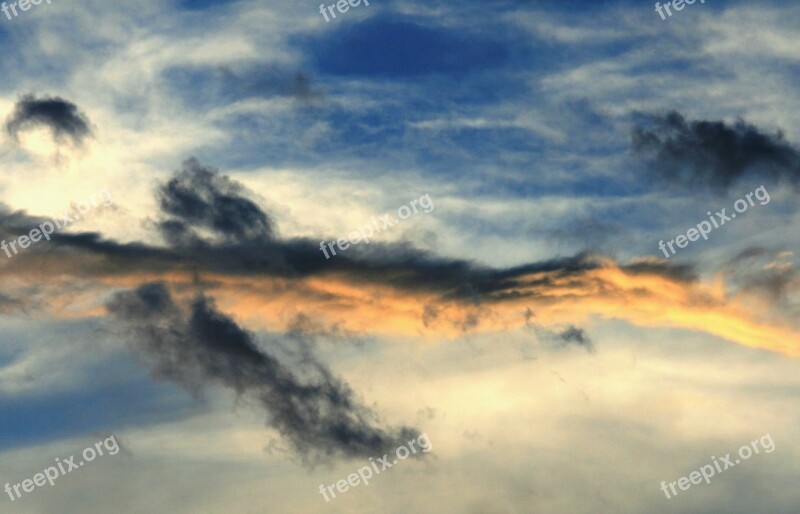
631,111,800,191
0,292,23,314
1,158,798,356
532,323,594,352
157,158,275,246
10,157,601,299
553,326,593,351
6,94,93,146
546,215,629,252
106,282,420,460
162,64,318,106
723,247,798,313
621,257,697,283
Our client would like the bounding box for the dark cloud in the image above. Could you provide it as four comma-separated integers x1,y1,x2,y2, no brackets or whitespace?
0,292,23,314
555,326,593,351
157,158,274,245
6,94,92,146
218,66,316,101
0,159,695,303
727,246,772,264
162,64,318,107
107,282,419,460
623,258,697,282
534,324,594,352
632,111,800,191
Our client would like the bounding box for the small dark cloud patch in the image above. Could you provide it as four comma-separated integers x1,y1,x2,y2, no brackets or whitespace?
523,307,535,325
107,282,420,461
555,326,593,351
533,324,595,353
157,158,274,246
624,258,697,283
0,292,23,314
162,64,317,107
632,111,800,191
6,94,92,146
546,216,629,252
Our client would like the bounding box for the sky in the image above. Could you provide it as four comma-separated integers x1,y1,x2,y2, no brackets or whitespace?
0,0,799,512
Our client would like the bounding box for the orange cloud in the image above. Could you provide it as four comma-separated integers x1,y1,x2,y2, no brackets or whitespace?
3,252,798,356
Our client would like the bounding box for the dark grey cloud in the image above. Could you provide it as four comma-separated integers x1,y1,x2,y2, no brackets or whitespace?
214,65,317,101
554,326,593,351
157,158,274,245
6,94,92,146
162,64,318,108
107,282,419,460
623,259,697,283
0,158,696,303
632,111,800,191
0,292,23,314
534,324,594,352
